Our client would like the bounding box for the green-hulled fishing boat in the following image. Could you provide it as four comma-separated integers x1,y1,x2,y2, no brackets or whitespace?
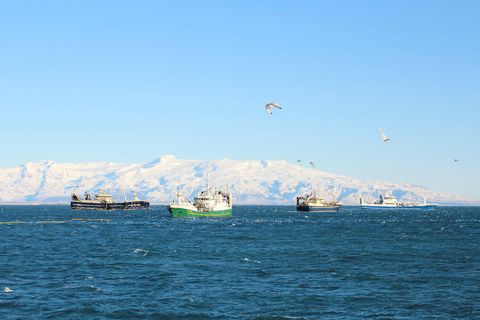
166,178,232,218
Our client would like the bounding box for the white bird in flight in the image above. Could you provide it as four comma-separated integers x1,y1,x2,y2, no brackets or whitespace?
379,128,392,142
265,102,282,115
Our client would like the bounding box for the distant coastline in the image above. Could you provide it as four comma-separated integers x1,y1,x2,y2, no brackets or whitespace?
0,156,475,206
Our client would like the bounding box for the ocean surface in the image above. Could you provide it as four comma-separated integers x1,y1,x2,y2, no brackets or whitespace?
0,205,479,319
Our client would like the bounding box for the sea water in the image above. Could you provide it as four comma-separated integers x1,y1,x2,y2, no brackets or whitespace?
0,205,479,319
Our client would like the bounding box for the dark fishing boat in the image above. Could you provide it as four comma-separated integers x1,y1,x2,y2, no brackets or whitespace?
296,190,342,212
71,189,149,210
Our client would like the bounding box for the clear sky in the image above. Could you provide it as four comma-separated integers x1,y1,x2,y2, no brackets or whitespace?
0,1,479,200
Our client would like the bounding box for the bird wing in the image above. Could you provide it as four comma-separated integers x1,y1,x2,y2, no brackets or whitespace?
266,102,281,109
379,128,391,141
379,128,387,140
272,103,281,109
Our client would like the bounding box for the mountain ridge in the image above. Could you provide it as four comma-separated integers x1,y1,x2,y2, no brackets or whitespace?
0,155,475,205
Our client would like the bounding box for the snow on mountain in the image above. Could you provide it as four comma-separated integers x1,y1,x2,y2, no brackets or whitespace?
0,155,473,205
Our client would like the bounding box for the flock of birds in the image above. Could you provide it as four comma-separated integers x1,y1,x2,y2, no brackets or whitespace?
264,102,460,165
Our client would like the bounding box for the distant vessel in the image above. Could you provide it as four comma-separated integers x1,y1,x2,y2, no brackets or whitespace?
71,190,149,210
167,178,232,218
296,191,342,212
360,194,437,210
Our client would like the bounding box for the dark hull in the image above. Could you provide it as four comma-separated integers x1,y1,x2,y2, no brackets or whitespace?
71,201,150,210
297,205,341,212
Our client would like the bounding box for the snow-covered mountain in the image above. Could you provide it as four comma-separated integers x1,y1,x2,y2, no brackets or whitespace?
0,155,473,205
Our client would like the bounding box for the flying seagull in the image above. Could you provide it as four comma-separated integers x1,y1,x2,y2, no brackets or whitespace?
379,128,392,142
309,161,315,168
265,102,282,115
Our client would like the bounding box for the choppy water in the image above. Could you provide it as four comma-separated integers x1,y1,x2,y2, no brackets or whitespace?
0,205,479,319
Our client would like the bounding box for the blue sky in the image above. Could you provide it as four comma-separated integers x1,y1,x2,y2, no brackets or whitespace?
0,1,479,200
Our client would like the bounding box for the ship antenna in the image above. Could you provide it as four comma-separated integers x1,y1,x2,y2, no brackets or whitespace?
132,190,139,202
329,190,336,202
176,185,181,199
207,173,210,191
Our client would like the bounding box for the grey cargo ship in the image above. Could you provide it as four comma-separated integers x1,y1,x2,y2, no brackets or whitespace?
71,189,149,210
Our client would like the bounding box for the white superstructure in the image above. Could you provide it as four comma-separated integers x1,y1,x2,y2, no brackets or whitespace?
360,193,437,210
168,192,198,211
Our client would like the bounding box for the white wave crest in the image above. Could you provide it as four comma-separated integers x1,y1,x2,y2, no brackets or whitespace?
133,248,149,256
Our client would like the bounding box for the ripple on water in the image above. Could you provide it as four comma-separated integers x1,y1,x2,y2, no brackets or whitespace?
0,205,479,319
